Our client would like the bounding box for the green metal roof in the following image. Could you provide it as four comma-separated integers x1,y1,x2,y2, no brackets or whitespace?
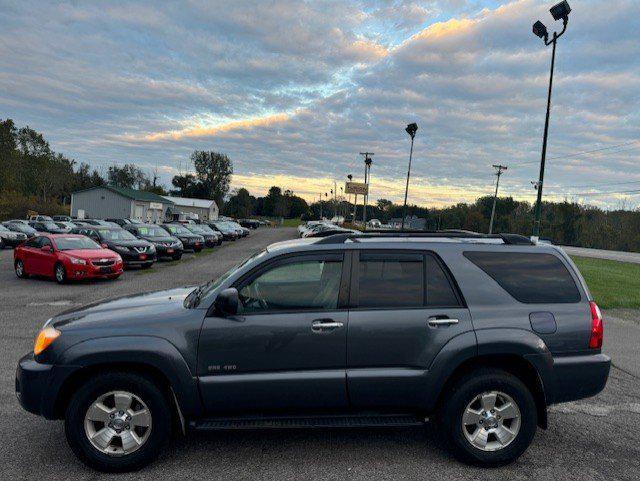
73,186,173,204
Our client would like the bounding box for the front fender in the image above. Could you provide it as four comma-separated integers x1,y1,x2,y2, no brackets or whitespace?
51,336,202,418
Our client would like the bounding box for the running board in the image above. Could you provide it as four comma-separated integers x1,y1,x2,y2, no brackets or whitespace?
191,413,425,431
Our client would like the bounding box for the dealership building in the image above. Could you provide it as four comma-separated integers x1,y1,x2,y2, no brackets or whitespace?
70,186,174,223
162,195,219,222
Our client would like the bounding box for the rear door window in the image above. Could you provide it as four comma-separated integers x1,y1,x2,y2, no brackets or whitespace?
463,251,580,303
357,252,424,308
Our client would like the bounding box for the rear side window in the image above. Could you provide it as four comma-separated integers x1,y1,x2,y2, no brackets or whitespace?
425,255,460,307
463,251,580,303
358,253,424,308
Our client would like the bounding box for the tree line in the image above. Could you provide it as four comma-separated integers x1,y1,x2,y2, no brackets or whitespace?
0,118,235,219
2,118,639,251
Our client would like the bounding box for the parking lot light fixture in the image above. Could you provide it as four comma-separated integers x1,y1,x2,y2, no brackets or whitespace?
531,1,571,240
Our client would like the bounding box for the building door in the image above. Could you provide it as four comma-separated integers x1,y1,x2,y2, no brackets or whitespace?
133,204,144,221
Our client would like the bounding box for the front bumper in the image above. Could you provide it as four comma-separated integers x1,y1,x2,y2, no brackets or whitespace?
120,251,157,266
548,353,611,404
16,353,79,419
155,244,183,257
68,262,124,280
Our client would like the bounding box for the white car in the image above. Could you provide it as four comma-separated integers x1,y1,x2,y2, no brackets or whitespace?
0,224,28,248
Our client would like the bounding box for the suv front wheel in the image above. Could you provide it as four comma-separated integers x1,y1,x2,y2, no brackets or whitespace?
440,368,537,467
65,372,171,472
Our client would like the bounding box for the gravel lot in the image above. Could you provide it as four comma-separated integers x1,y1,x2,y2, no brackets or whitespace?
2,227,639,480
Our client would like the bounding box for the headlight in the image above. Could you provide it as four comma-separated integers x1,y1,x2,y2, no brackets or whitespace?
69,257,86,265
34,326,60,355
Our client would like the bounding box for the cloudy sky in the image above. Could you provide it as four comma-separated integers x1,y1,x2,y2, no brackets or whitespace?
1,0,639,208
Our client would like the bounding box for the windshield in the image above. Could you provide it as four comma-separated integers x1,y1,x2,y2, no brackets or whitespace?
7,223,35,234
187,249,268,308
98,228,137,241
41,221,60,230
217,221,237,230
55,237,102,251
186,225,207,234
197,225,216,234
136,226,170,237
164,224,192,235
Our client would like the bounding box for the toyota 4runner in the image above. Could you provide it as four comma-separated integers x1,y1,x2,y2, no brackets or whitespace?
16,231,610,472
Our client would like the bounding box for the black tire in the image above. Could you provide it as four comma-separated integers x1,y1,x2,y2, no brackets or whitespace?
194,247,202,253
64,372,171,473
172,253,182,261
439,368,537,467
15,259,28,278
54,262,67,284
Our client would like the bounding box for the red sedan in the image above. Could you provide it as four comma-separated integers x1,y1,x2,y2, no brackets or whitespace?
14,234,123,284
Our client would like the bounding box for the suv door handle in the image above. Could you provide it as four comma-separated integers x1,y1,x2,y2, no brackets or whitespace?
427,317,459,327
311,319,344,332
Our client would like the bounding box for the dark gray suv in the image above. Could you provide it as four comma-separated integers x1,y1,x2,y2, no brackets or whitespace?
16,232,610,472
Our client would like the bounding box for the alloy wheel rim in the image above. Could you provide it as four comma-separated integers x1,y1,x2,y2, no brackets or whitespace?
84,390,152,456
56,266,64,282
461,390,521,452
16,261,23,276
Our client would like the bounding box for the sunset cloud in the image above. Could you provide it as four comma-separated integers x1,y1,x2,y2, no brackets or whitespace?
1,0,639,209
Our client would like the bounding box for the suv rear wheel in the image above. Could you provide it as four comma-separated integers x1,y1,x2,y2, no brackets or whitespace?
440,368,537,466
65,372,171,472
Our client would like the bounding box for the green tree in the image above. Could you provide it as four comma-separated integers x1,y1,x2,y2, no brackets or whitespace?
224,188,255,218
107,164,148,189
191,151,233,207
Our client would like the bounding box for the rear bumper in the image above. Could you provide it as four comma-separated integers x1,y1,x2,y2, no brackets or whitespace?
548,353,611,404
2,237,26,247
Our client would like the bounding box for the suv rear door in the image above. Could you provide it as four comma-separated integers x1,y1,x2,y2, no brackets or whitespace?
198,252,351,414
347,249,473,409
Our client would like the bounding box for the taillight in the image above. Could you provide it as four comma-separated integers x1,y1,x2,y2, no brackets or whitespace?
588,301,603,349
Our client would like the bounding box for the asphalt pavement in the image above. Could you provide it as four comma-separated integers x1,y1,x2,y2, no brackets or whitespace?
563,245,640,264
2,228,639,480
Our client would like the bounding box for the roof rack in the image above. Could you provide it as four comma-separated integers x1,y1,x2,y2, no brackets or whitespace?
314,230,534,245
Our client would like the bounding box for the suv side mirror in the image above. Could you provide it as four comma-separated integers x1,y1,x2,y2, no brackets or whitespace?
215,288,239,316
41,245,52,253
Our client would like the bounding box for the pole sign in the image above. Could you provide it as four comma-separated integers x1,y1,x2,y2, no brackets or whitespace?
345,182,368,195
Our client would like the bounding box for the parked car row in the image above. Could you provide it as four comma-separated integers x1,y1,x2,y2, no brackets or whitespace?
5,216,255,284
297,220,359,238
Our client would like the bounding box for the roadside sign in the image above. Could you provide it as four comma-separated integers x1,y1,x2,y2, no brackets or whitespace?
345,182,368,195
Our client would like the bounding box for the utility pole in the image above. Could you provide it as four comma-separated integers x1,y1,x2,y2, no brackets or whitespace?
333,179,338,217
488,164,508,234
319,193,323,219
359,152,374,225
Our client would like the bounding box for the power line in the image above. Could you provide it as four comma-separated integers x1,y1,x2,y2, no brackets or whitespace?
513,139,639,167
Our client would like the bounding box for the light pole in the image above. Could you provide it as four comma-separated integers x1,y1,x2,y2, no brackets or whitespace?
401,123,418,229
360,152,374,225
347,174,356,223
488,164,508,234
531,0,571,241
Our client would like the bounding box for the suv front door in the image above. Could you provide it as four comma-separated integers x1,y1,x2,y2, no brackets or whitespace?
198,252,350,414
347,250,473,409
